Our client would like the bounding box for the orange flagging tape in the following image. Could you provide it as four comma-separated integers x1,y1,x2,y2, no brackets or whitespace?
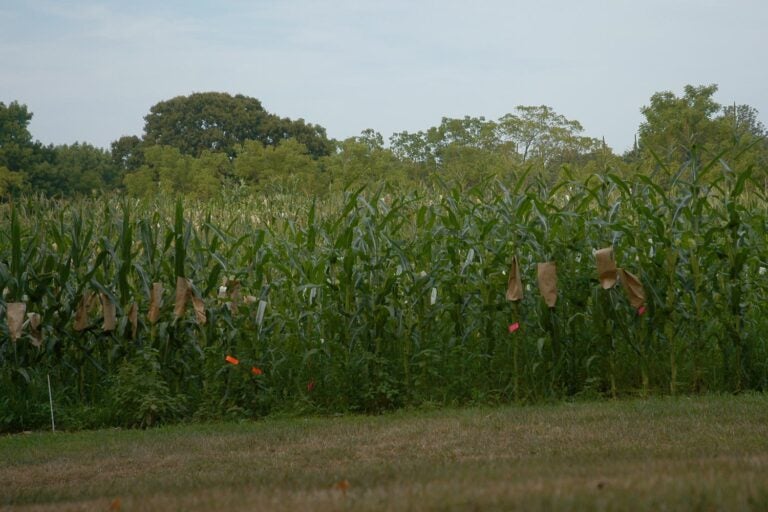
226,353,265,376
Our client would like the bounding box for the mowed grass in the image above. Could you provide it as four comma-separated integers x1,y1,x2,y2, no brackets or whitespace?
2,395,768,511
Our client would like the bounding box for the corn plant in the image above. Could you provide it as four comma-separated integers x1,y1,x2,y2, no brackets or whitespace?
1,154,766,432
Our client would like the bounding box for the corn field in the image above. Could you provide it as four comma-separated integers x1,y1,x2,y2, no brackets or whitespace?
1,161,767,431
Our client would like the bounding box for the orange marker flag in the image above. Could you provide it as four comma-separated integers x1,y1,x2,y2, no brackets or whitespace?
225,355,239,365
334,479,351,495
251,366,263,376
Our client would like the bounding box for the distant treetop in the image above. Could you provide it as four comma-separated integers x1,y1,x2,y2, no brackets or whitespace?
142,92,334,159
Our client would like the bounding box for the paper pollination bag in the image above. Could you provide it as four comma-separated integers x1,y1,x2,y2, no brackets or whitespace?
229,279,241,314
192,295,207,325
148,282,163,324
173,277,207,324
28,312,43,347
74,291,95,331
595,247,618,289
127,302,138,338
619,269,646,309
506,256,524,302
537,262,558,308
100,293,117,332
174,277,191,318
7,302,26,341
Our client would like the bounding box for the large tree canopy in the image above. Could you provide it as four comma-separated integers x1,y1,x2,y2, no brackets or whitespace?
2,83,764,198
26,143,116,197
638,84,723,162
636,84,768,180
141,92,334,159
389,108,604,182
0,100,36,173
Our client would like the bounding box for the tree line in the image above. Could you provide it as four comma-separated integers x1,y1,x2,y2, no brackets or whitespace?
1,86,766,199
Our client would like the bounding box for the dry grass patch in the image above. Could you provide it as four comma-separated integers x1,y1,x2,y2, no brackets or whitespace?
3,395,768,511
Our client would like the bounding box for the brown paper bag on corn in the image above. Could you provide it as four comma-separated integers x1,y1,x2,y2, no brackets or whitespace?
7,302,26,341
192,295,206,325
506,256,524,302
174,277,191,318
595,247,618,289
148,283,163,324
74,292,95,331
28,312,42,347
127,302,138,338
537,262,558,308
619,268,646,309
101,293,117,331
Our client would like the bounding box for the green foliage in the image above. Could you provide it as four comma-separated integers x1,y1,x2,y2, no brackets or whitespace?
142,92,334,159
639,84,723,163
1,146,767,432
234,138,320,194
497,105,604,169
0,101,36,173
5,85,766,199
0,165,23,197
110,348,187,428
26,142,116,197
1,84,767,431
123,145,222,199
110,135,144,173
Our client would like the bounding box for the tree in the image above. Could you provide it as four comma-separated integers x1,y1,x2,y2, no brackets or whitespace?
111,135,144,173
123,145,221,199
25,143,115,197
142,92,334,159
721,103,766,140
0,101,36,182
497,106,601,169
262,116,336,158
390,116,505,183
638,84,722,162
718,103,768,190
233,138,319,193
389,111,601,184
637,84,768,189
326,131,407,190
0,165,23,197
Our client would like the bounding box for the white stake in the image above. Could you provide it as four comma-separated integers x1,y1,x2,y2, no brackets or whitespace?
47,373,55,433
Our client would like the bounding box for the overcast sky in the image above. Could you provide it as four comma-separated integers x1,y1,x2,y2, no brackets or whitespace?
2,0,766,153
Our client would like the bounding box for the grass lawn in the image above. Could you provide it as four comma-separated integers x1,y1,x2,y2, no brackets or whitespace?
2,394,768,511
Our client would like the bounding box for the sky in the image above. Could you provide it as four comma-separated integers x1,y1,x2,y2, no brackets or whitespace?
2,0,767,153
